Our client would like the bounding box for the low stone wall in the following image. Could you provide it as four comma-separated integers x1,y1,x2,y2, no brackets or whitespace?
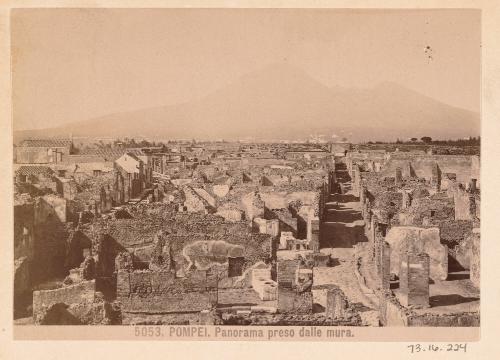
408,312,480,327
378,290,479,327
117,270,216,314
33,280,96,321
221,312,360,326
277,288,313,314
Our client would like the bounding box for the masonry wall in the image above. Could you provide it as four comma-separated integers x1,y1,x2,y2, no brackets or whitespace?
265,208,298,236
17,145,71,164
277,260,299,289
380,155,479,185
33,280,96,320
14,257,31,297
325,287,348,319
399,252,430,308
379,292,408,326
470,230,480,288
183,186,210,213
277,288,313,314
14,203,35,260
385,226,447,281
307,217,320,252
454,189,476,221
117,270,216,313
407,313,480,327
32,196,72,282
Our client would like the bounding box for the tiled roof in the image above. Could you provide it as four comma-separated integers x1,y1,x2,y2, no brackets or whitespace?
20,139,72,148
79,148,144,161
16,166,54,176
79,148,128,161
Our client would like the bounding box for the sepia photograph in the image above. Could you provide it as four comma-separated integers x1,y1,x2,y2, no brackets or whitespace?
7,5,485,343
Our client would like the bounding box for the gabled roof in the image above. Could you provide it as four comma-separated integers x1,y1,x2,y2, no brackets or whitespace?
20,139,72,148
125,152,142,162
115,152,142,173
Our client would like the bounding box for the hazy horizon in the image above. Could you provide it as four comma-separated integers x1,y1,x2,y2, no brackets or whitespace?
14,63,479,132
12,9,480,137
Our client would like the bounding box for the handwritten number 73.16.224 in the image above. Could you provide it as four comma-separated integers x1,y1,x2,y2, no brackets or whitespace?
408,344,467,353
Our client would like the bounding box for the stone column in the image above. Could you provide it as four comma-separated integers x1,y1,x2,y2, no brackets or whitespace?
405,161,413,178
371,216,378,249
431,163,441,191
380,242,391,291
277,259,299,289
360,186,366,206
307,217,320,253
365,201,372,227
105,188,113,211
395,167,403,187
325,287,348,319
401,191,412,209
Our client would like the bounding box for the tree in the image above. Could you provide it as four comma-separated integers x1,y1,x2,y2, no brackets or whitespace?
421,136,432,144
411,138,418,142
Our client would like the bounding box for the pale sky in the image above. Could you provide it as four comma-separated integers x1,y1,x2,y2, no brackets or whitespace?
11,8,480,131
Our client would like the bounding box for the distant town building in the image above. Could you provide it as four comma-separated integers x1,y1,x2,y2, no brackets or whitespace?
16,139,73,164
114,152,152,203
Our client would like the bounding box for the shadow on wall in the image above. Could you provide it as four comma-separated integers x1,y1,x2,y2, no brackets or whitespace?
95,234,127,278
324,207,363,223
429,294,479,307
32,213,69,284
38,303,83,325
65,230,93,270
447,255,467,273
329,194,359,203
446,272,470,281
319,222,368,249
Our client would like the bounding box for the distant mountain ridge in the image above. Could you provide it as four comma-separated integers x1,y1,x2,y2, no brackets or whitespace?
14,63,479,143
